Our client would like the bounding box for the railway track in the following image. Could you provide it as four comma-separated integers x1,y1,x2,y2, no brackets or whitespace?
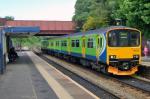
36,53,119,99
34,51,150,99
35,52,119,99
112,76,150,94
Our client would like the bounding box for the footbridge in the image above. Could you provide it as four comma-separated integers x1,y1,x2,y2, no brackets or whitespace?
4,20,75,36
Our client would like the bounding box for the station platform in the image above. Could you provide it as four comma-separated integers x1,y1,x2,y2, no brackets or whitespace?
142,57,150,67
0,51,98,99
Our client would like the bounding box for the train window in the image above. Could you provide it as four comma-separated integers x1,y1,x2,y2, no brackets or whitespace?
108,30,140,47
130,33,140,46
61,41,63,46
64,40,67,46
56,41,57,46
51,42,53,46
119,32,128,46
108,32,117,46
66,41,67,46
56,41,59,46
76,40,80,47
58,41,59,46
61,40,67,47
71,40,80,47
72,40,75,47
87,38,93,48
98,38,100,45
42,40,49,48
100,37,103,48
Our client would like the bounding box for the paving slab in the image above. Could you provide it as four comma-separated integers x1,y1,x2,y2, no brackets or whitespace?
28,51,98,99
0,51,99,99
142,57,150,67
0,52,58,99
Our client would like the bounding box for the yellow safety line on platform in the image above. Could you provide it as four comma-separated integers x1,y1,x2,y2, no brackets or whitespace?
27,52,74,99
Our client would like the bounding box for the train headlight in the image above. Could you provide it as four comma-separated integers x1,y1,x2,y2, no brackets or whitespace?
133,55,139,59
109,55,116,59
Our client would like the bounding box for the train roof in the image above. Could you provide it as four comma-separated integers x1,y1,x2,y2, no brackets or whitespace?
52,26,138,39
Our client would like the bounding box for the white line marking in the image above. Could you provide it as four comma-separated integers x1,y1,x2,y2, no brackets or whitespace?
45,55,99,99
27,52,74,99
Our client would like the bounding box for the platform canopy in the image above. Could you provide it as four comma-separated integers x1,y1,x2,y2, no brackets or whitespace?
4,26,40,37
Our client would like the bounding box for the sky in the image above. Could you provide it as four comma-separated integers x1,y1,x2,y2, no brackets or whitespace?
0,0,76,21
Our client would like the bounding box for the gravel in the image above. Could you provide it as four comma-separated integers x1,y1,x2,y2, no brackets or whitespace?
42,54,150,99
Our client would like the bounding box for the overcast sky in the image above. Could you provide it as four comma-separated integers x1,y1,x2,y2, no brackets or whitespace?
0,0,76,21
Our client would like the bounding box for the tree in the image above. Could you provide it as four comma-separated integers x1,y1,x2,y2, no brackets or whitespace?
5,16,14,21
113,0,150,38
72,0,92,31
73,0,119,31
0,22,3,26
83,0,110,31
12,36,42,49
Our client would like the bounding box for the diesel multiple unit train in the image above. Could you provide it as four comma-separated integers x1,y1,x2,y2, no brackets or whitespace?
41,26,141,75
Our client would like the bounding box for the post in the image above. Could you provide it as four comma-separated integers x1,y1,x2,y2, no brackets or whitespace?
6,36,10,53
0,29,5,74
0,31,2,74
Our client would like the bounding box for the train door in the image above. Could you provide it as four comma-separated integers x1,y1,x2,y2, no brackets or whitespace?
82,36,86,57
68,37,71,54
96,35,100,61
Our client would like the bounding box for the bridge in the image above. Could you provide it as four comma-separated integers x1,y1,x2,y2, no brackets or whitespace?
0,19,75,36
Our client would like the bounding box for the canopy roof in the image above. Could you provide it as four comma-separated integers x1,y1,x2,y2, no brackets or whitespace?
3,26,40,37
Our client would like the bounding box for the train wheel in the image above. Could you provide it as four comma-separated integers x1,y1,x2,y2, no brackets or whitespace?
102,66,111,75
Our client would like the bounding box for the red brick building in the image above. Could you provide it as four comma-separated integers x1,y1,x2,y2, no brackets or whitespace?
0,18,7,26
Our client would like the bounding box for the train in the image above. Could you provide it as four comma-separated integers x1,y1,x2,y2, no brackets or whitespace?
41,26,141,75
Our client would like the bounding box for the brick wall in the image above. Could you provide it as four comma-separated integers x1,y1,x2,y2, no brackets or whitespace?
0,18,6,26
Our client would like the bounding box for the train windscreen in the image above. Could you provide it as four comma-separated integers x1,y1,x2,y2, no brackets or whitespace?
108,29,140,47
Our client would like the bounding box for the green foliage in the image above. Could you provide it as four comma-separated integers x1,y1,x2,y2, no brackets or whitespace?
73,0,119,31
73,0,150,38
113,0,150,38
5,16,14,21
72,0,92,31
0,22,4,26
12,36,42,49
84,0,115,31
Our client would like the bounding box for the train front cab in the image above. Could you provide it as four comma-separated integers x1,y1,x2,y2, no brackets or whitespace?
106,28,141,75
